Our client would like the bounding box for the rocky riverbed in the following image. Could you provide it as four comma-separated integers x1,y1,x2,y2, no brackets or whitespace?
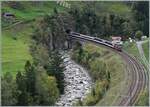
55,53,93,106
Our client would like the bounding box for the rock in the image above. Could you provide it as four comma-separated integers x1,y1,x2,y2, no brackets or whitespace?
55,53,92,106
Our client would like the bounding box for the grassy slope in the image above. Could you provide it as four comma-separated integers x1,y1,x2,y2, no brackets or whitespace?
123,41,140,58
107,2,131,17
142,40,149,61
81,43,126,106
1,1,132,75
2,1,65,76
2,1,66,21
2,24,33,76
124,39,149,62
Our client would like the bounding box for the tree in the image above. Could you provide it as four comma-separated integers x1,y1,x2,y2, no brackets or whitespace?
1,72,18,106
53,7,58,14
35,66,59,105
81,24,90,35
105,14,112,36
78,98,83,106
121,21,133,39
32,12,75,51
135,30,143,40
16,71,29,106
46,51,65,94
132,1,149,36
30,43,50,66
92,88,96,96
25,61,36,96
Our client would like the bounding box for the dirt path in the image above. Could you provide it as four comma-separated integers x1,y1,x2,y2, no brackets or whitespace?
136,41,149,68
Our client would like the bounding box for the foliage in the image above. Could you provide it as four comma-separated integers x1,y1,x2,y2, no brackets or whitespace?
135,30,143,40
2,60,60,106
1,1,149,106
31,12,69,94
68,1,148,39
69,2,134,39
72,43,111,105
72,43,111,82
46,51,65,94
30,43,49,66
16,71,29,105
32,11,75,51
81,80,109,106
132,1,149,36
35,65,59,105
25,61,36,96
1,72,18,106
2,23,32,76
72,43,126,105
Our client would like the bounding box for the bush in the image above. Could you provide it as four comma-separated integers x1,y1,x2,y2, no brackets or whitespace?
12,36,17,40
83,80,109,106
84,95,97,106
1,72,18,106
35,66,59,105
135,30,143,40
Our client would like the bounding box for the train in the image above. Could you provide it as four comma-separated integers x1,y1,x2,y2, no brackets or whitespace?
68,31,122,51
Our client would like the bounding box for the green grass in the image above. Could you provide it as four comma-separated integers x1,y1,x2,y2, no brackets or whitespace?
2,23,33,76
2,1,66,27
2,1,65,20
135,89,149,106
123,41,140,58
142,40,149,61
108,2,131,16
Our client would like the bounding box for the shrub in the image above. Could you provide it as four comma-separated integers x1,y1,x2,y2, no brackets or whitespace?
135,30,143,40
83,80,109,106
12,36,17,40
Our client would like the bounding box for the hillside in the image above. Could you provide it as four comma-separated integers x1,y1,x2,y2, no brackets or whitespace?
2,23,32,76
2,2,130,73
1,1,149,106
2,1,66,75
2,1,66,28
71,43,126,106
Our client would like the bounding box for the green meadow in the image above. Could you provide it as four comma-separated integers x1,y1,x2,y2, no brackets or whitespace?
2,24,32,76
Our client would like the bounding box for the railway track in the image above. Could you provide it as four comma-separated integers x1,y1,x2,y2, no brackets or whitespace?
68,33,148,106
118,51,147,105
